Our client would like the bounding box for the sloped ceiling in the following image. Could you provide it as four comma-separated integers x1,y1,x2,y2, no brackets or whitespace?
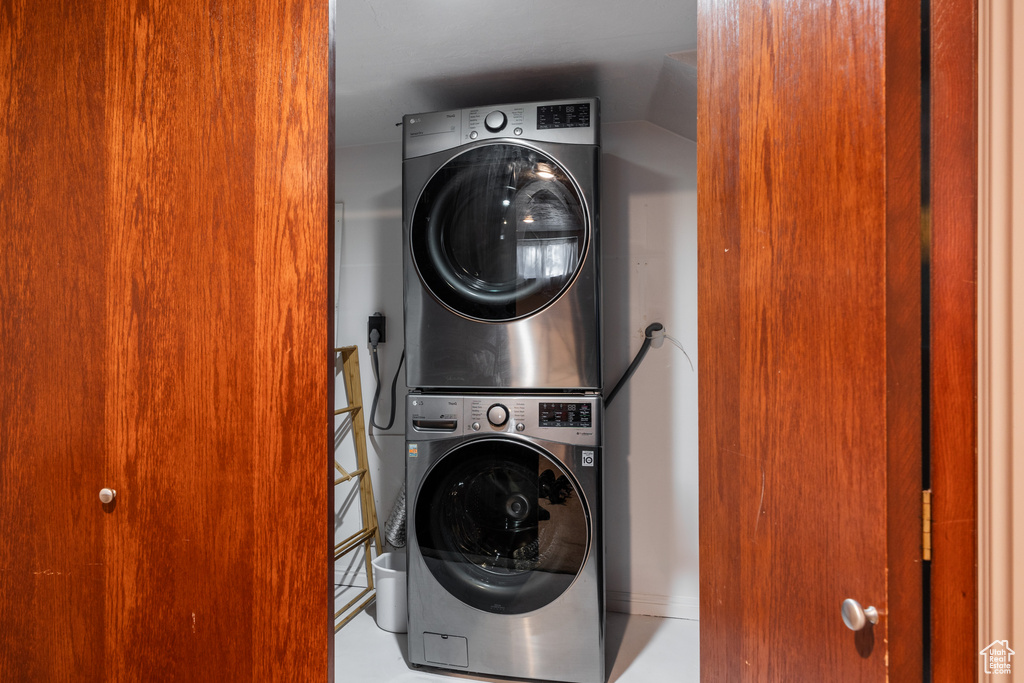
336,0,698,147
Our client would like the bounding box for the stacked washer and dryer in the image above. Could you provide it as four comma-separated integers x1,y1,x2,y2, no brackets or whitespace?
401,98,605,683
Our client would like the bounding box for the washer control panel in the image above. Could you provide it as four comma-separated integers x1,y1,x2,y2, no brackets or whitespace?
407,394,600,446
538,401,592,428
468,398,525,433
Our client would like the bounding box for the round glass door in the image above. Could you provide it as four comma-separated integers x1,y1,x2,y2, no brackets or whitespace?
410,143,589,322
415,438,590,614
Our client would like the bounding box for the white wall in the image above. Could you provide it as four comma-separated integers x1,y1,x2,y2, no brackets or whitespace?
334,121,698,620
334,142,406,584
601,121,698,618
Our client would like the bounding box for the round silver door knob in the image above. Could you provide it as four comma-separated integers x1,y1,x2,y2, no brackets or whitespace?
841,598,879,631
99,488,117,504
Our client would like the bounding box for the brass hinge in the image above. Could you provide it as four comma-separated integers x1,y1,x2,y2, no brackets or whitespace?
922,489,932,562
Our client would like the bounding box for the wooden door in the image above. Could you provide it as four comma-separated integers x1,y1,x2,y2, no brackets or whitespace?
0,3,108,678
698,1,923,680
0,2,334,681
929,0,978,679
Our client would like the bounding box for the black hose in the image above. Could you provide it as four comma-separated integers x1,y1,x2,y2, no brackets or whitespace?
604,322,663,408
369,345,405,432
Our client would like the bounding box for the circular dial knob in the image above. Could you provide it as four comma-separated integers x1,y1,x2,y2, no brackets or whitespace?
486,403,509,427
484,110,507,133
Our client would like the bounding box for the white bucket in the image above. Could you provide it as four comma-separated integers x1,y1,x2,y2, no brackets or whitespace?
371,552,408,633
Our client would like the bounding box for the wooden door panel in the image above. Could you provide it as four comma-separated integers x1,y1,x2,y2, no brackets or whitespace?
1,1,333,681
929,0,978,678
102,2,259,678
250,3,335,675
102,1,333,680
884,1,928,678
698,1,922,680
0,0,108,679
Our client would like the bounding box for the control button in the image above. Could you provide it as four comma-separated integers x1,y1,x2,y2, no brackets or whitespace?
469,130,478,140
487,403,509,427
514,127,523,136
472,422,481,431
516,422,525,432
484,110,507,133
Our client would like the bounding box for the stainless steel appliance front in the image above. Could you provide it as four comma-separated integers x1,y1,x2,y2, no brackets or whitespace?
406,393,604,683
403,98,601,391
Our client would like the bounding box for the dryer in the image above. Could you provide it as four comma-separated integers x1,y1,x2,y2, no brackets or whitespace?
405,393,604,683
403,99,601,391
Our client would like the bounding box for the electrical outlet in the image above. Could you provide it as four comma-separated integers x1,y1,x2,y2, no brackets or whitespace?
368,313,386,344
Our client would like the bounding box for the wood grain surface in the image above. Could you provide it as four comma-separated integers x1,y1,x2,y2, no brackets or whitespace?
251,0,334,679
884,1,926,679
929,0,978,679
1,1,334,681
0,1,109,679
698,1,922,680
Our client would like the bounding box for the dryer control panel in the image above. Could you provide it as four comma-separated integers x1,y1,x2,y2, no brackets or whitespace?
403,98,599,159
407,394,600,446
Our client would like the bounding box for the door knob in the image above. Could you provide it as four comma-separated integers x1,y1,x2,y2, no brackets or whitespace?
841,598,878,631
99,488,117,504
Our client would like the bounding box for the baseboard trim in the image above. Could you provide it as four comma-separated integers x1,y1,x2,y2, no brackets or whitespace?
606,590,699,621
338,568,699,622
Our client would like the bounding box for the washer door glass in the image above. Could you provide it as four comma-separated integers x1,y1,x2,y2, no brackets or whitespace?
415,438,590,614
410,143,588,322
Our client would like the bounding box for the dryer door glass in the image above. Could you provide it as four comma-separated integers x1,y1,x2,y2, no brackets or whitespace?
415,438,590,614
410,143,588,322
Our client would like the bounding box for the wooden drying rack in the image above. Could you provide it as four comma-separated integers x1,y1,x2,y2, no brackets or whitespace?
334,346,382,631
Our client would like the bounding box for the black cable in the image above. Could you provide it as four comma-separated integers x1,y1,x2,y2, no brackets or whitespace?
369,344,405,432
604,322,663,408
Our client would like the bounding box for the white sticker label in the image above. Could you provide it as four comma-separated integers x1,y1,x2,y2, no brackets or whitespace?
582,450,595,466
408,443,418,457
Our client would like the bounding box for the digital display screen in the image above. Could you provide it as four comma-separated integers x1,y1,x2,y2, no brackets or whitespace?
539,402,592,428
536,103,591,130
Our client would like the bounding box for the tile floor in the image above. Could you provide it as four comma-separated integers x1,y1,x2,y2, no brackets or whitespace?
335,587,700,683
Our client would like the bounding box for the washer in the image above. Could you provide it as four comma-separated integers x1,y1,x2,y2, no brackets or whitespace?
406,393,604,683
403,98,601,391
